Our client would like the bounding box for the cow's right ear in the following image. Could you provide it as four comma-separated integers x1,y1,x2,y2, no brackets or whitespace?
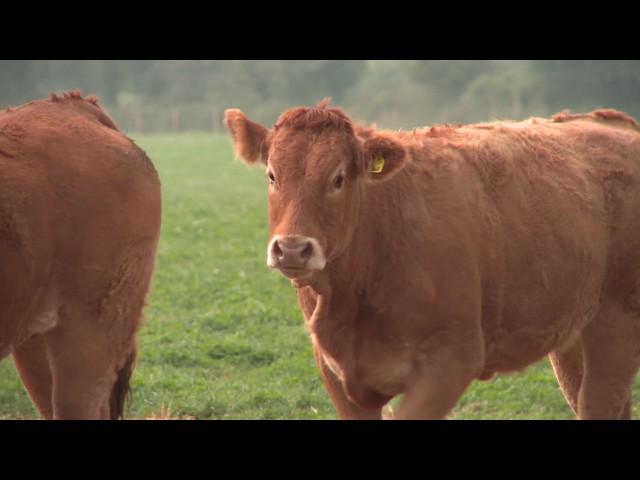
224,109,271,166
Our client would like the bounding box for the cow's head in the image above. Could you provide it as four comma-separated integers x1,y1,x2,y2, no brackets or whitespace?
225,100,409,288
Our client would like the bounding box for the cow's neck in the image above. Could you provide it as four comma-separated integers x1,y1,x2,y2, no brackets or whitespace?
304,171,436,373
307,177,401,323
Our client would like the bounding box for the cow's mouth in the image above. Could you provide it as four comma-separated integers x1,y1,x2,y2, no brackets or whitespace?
276,266,314,280
273,266,320,289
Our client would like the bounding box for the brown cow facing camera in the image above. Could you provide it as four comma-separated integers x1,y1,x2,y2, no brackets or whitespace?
0,91,162,419
226,99,640,420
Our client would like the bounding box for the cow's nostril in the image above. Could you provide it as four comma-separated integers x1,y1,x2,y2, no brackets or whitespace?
300,242,313,261
272,240,283,259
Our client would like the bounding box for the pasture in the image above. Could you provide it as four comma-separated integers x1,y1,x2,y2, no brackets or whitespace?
1,132,638,419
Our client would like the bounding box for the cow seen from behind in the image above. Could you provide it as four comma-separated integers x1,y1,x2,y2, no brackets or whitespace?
0,92,162,419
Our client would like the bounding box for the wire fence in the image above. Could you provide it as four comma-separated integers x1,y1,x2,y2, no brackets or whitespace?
105,103,227,134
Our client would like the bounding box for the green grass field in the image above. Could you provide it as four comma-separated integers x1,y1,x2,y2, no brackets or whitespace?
1,132,638,420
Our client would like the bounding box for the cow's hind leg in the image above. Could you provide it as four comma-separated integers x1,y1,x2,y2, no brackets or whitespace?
12,334,54,419
13,308,136,420
44,303,130,420
548,336,584,416
577,303,640,420
44,241,154,419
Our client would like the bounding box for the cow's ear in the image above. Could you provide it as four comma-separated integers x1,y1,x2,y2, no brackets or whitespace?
360,132,409,181
224,109,271,166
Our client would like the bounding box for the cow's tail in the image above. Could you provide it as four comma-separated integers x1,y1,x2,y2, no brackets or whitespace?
110,347,137,419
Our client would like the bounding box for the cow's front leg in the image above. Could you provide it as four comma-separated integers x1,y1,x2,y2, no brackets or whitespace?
304,279,383,420
393,330,484,420
313,345,383,420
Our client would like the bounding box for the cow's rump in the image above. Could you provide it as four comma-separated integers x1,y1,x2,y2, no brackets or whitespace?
0,91,161,419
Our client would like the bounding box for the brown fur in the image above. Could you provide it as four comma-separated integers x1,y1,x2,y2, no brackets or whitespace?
0,92,162,419
110,349,136,419
226,100,640,420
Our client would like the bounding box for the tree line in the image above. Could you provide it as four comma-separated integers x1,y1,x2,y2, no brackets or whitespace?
2,60,639,132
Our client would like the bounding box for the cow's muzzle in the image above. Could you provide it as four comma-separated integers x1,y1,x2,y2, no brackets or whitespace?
267,235,326,279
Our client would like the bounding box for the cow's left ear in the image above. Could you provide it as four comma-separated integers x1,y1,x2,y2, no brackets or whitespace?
360,132,409,181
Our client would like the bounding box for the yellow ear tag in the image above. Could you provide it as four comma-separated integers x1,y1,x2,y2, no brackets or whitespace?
368,156,385,174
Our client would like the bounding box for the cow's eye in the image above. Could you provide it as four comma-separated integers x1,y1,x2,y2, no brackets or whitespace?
267,170,276,186
334,173,344,190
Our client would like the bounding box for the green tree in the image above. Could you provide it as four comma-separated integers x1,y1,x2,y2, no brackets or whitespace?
459,61,531,121
527,60,640,117
404,60,498,122
342,60,434,128
279,60,366,104
0,61,48,107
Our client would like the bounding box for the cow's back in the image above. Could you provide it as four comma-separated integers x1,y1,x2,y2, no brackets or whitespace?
0,93,161,355
402,113,640,371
